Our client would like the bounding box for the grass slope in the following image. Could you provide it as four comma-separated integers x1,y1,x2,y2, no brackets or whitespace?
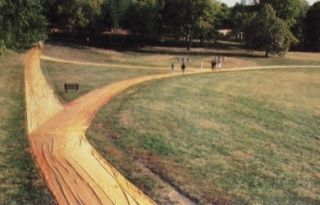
41,61,166,102
87,68,320,205
0,52,55,205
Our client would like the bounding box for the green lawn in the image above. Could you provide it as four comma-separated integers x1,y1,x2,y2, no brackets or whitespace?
41,61,166,102
43,43,320,70
0,52,54,204
87,68,320,205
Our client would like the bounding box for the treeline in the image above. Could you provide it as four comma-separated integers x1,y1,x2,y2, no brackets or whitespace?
0,0,319,55
228,0,320,56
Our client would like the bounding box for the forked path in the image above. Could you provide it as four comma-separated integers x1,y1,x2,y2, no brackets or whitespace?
25,48,320,205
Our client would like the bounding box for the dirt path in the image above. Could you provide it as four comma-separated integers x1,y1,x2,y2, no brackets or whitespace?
26,48,320,205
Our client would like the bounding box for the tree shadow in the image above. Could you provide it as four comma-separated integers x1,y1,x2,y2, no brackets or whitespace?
47,33,265,59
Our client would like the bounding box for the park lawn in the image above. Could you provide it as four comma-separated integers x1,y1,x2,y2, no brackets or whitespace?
42,43,259,71
0,52,55,204
87,67,320,205
41,61,166,102
43,43,320,70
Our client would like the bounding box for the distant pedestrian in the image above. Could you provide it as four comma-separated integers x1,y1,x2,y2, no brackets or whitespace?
200,61,203,69
171,62,175,72
181,63,186,74
211,60,216,70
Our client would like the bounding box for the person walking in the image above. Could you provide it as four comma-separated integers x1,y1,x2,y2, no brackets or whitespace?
211,60,216,70
181,62,186,74
171,62,175,72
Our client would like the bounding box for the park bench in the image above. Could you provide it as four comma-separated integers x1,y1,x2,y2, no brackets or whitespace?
64,83,79,93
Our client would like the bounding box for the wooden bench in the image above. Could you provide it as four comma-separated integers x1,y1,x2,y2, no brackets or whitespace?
64,83,79,93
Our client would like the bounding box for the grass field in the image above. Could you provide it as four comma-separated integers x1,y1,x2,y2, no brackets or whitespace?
87,68,320,205
41,44,320,104
43,43,320,68
0,52,54,204
41,61,166,102
41,44,320,204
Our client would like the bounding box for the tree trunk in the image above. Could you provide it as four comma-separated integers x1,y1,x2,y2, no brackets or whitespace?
200,35,204,47
187,30,193,51
265,50,269,57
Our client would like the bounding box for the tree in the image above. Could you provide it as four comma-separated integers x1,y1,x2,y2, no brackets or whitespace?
0,0,47,50
260,0,305,27
304,1,320,50
162,0,219,50
122,0,163,37
215,3,232,29
230,3,257,32
245,4,297,57
43,0,104,32
291,0,309,49
102,0,131,33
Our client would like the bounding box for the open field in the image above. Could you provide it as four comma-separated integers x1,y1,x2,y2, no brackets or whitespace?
42,44,320,104
0,52,54,204
43,43,320,67
41,61,166,102
87,68,320,205
40,44,320,204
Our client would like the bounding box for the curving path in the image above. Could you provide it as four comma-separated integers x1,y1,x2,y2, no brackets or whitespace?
26,47,320,205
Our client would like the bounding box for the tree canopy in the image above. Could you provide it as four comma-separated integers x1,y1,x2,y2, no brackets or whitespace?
0,0,319,53
0,0,47,50
304,1,320,50
260,0,307,27
245,4,297,57
162,0,219,50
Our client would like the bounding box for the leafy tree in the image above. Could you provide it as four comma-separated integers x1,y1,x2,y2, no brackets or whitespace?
230,3,257,32
260,0,305,27
245,4,297,57
122,0,163,37
215,3,232,29
43,0,103,32
0,0,47,50
291,0,309,49
162,0,219,50
304,1,320,50
102,0,131,33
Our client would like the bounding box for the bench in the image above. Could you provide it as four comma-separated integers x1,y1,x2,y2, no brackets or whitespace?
64,83,79,93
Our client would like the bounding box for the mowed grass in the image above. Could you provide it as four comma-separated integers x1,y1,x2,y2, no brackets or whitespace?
43,43,320,70
87,68,320,205
0,52,55,204
41,61,166,102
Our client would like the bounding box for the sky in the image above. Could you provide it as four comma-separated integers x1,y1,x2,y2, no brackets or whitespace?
220,0,319,6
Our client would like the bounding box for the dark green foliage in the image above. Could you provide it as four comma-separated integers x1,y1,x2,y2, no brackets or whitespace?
245,4,297,57
43,0,103,32
291,0,309,49
122,0,162,37
215,3,232,29
230,3,258,32
260,0,304,27
0,0,47,50
161,0,219,50
304,2,320,51
102,0,131,32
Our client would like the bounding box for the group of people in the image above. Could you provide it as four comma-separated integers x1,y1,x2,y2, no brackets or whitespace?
171,56,226,73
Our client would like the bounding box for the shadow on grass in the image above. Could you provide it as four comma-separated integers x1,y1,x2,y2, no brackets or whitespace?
46,35,266,59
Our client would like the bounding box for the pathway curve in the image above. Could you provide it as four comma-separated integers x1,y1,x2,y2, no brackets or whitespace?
26,48,320,205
